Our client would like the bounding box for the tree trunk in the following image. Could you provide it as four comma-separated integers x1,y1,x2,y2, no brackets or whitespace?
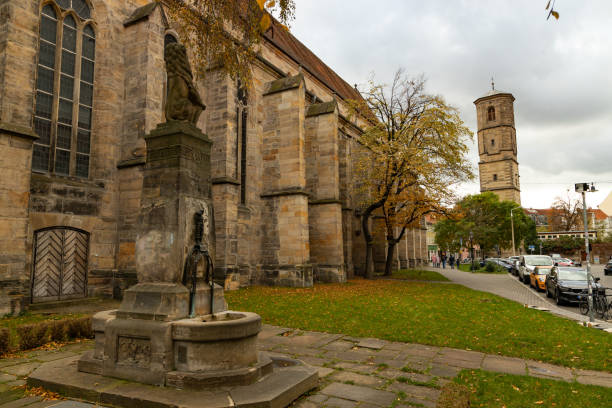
384,238,397,276
362,213,375,279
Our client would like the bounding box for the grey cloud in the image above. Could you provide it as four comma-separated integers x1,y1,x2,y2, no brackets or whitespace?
290,0,612,207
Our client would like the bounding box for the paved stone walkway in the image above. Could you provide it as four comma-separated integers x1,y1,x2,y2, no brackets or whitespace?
429,265,612,330
2,325,612,408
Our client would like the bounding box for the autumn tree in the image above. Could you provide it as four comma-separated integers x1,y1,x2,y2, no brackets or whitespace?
350,70,474,278
435,192,537,258
165,0,295,87
433,218,463,254
549,192,582,231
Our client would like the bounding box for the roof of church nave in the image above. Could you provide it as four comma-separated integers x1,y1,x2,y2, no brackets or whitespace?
263,18,363,103
126,2,363,104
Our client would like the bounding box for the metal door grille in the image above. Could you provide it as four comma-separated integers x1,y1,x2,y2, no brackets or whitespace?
32,227,89,303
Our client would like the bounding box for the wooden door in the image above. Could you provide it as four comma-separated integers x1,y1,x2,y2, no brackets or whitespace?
32,227,89,303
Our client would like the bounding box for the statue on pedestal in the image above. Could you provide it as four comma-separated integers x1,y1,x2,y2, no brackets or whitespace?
164,43,205,123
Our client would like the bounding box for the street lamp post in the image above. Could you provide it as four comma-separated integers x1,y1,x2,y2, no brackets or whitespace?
510,206,521,257
575,182,597,323
469,231,474,271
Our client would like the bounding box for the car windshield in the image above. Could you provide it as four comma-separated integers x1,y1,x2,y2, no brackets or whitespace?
525,256,553,266
535,267,551,275
558,269,587,281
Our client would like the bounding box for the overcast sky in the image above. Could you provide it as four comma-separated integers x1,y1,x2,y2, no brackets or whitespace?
288,0,612,210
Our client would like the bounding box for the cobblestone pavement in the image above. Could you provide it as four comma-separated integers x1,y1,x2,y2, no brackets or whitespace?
429,265,612,330
2,326,612,408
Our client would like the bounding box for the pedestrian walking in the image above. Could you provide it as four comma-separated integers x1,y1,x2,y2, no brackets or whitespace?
441,254,447,269
449,254,455,269
431,254,437,268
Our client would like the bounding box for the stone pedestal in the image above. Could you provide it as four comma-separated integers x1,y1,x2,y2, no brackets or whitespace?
136,121,214,284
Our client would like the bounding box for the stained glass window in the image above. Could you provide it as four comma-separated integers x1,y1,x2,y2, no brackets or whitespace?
35,92,53,119
32,2,95,178
164,34,178,48
73,0,91,20
37,67,54,93
56,0,70,9
55,0,91,21
238,85,248,204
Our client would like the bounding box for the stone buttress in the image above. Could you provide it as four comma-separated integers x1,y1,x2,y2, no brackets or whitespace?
305,100,346,283
260,74,312,287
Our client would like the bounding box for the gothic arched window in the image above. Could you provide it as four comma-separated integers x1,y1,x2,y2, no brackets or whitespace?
487,106,495,121
164,33,178,48
33,1,95,178
237,84,248,204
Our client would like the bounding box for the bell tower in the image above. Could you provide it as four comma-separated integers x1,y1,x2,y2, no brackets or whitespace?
474,81,521,204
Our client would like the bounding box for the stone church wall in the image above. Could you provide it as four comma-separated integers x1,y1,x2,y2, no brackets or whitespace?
0,0,388,313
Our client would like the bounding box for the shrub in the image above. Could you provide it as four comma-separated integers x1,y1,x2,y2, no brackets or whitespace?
17,323,48,351
0,328,9,355
78,317,94,339
67,317,93,339
49,320,67,343
485,262,496,272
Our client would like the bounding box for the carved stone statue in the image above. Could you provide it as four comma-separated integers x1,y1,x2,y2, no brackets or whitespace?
164,43,205,123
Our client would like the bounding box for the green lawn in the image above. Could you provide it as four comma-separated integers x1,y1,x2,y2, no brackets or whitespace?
225,279,612,372
455,370,612,407
388,269,449,281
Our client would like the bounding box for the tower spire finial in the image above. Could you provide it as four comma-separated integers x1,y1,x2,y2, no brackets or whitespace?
491,76,495,91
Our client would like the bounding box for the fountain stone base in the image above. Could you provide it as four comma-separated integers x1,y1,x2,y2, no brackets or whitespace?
77,301,279,389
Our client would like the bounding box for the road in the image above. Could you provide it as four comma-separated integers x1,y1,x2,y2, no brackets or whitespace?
430,264,612,326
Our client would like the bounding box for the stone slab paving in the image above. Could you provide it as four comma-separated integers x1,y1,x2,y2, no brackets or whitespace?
1,325,611,407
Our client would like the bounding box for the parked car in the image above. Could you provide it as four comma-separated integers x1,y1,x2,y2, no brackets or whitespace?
555,258,574,267
507,256,520,276
545,266,604,305
530,266,552,291
605,260,612,276
518,255,554,284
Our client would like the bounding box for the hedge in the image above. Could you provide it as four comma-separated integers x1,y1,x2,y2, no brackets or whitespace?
0,316,93,355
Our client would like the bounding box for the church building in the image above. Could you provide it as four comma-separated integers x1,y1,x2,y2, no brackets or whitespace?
0,1,429,315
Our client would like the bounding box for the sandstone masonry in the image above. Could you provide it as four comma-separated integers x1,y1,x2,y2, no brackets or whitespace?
474,88,521,204
0,0,424,314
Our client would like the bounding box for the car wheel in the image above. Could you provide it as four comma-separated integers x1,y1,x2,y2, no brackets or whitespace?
546,285,552,298
555,289,563,306
523,275,530,284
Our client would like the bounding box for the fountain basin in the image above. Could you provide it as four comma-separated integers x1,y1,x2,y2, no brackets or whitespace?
168,311,272,387
79,309,274,388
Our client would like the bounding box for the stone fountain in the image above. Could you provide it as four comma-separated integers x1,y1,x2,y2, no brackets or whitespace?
28,43,317,408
